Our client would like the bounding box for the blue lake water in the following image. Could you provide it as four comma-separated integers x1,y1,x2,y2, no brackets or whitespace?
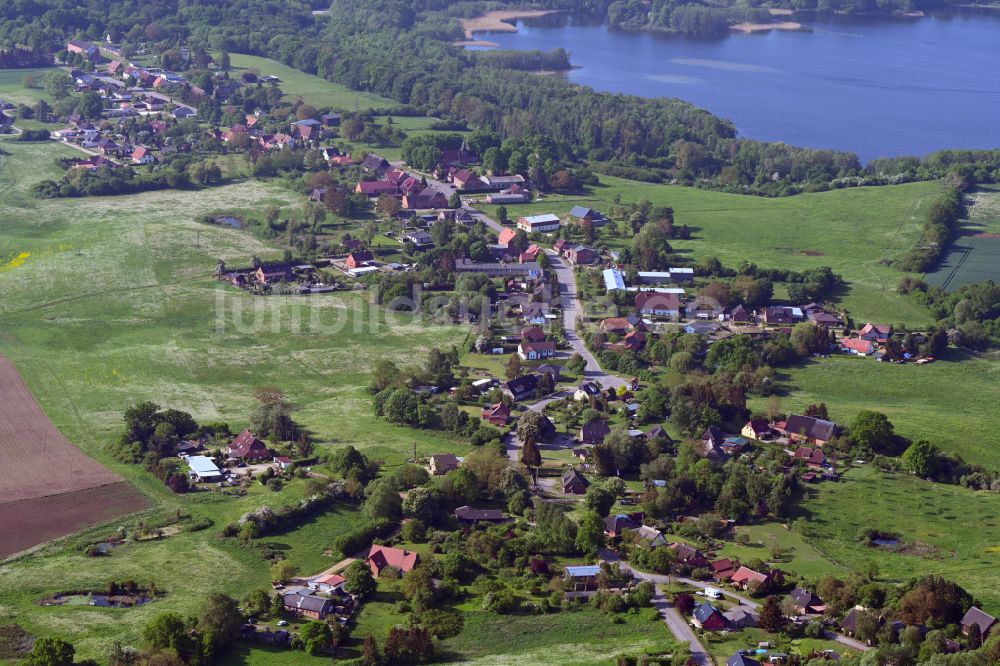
475,12,1000,161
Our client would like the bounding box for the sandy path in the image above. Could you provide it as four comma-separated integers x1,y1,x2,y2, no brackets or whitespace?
458,9,561,39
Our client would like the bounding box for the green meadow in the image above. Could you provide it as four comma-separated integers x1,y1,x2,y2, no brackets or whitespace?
749,350,1000,468
482,175,943,325
226,54,394,111
794,465,1000,612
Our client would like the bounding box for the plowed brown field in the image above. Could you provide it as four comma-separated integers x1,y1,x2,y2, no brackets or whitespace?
0,355,148,557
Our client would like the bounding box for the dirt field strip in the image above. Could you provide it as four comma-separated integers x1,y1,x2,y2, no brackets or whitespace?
0,353,148,557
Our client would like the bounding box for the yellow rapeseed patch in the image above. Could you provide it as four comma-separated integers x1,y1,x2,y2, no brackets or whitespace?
1,252,30,271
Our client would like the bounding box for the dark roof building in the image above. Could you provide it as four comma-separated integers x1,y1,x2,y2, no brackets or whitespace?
961,606,997,637
561,468,589,494
784,414,839,443
454,506,508,524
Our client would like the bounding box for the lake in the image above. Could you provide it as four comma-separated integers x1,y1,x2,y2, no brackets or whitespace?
474,12,1000,161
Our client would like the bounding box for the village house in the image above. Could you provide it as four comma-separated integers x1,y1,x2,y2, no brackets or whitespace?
561,467,589,494
520,244,542,263
568,205,608,226
536,363,562,381
709,558,738,581
518,341,556,361
487,184,530,204
345,250,375,269
741,418,772,441
429,453,461,475
842,337,877,356
367,545,419,577
454,506,509,525
497,227,519,248
635,525,668,547
228,429,270,461
520,325,547,343
729,566,774,590
361,153,390,175
781,414,839,446
579,421,611,445
669,542,708,568
130,145,156,165
809,310,843,327
724,608,760,631
730,304,751,323
635,291,681,318
601,317,634,335
574,382,602,401
792,446,826,468
186,455,223,482
402,187,449,210
790,587,825,614
273,456,293,471
455,259,542,280
67,39,100,61
310,573,347,595
961,606,997,638
450,169,482,190
859,323,893,343
516,213,561,234
481,402,511,426
762,306,804,325
693,602,727,631
565,564,602,591
622,330,646,352
565,245,597,265
604,514,641,539
282,590,335,620
727,654,763,666
504,374,539,401
355,181,399,197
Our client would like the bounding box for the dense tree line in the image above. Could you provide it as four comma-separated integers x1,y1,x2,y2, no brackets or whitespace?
897,186,963,272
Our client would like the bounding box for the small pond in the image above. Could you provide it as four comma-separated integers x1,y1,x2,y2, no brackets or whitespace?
41,593,155,608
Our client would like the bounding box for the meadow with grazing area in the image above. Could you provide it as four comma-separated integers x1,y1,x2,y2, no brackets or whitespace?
924,185,1000,291
481,175,943,325
226,54,394,111
794,465,1000,612
749,350,1000,468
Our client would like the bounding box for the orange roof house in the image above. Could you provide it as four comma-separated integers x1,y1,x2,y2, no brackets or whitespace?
367,545,419,577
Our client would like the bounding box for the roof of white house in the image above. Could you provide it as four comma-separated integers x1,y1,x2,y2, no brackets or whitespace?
603,268,626,291
187,455,221,475
521,213,560,224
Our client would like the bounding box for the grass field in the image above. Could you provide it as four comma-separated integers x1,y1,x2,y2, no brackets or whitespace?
794,465,1000,612
482,176,943,325
0,68,56,107
0,138,471,661
441,607,677,665
748,350,1000,467
924,186,1000,291
226,54,394,111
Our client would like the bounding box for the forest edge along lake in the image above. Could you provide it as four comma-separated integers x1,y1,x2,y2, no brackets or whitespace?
469,11,1000,162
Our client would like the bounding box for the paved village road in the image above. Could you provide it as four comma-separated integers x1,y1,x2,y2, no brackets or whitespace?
603,552,870,656
545,250,628,390
600,552,712,664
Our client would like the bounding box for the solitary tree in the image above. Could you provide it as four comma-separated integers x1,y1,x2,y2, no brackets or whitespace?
758,595,786,633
